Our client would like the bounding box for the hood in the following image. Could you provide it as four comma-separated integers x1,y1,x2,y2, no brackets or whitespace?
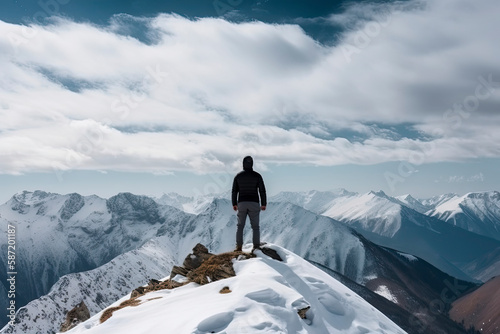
243,156,253,171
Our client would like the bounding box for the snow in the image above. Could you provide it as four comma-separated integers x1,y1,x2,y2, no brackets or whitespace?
426,191,500,240
64,244,406,334
397,252,418,262
0,237,178,334
428,195,465,216
374,286,398,304
321,191,402,237
171,275,189,284
3,189,500,332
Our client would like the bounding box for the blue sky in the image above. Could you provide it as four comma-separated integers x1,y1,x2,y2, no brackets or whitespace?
0,0,499,203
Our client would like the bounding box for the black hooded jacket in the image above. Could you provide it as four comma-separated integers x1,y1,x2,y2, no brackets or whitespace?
232,158,267,206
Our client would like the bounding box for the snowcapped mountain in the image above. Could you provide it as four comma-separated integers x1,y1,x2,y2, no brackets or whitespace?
395,194,432,214
2,193,373,333
2,192,478,334
419,193,459,209
271,190,500,282
1,237,178,334
0,191,192,329
426,191,500,241
64,244,407,334
320,191,407,238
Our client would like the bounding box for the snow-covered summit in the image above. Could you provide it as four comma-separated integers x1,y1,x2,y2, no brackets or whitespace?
64,244,406,334
419,193,459,209
426,191,500,240
321,191,403,238
395,194,431,213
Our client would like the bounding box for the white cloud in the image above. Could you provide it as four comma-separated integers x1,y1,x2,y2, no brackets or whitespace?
0,0,499,175
436,172,485,184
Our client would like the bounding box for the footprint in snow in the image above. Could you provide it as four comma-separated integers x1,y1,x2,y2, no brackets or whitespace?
245,288,286,307
303,276,346,315
194,312,233,334
317,290,346,316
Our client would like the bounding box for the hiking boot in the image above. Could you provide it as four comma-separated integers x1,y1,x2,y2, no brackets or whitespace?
235,245,242,252
251,246,261,254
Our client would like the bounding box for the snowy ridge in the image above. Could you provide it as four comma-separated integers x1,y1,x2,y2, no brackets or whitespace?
270,190,404,237
419,193,459,209
426,191,500,241
321,191,403,238
395,194,431,214
271,189,500,282
0,191,191,329
64,244,406,334
1,237,177,334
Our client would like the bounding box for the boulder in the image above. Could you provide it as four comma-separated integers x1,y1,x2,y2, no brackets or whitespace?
59,301,90,332
183,243,214,270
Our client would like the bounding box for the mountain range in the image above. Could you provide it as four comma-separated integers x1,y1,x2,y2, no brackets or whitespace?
1,189,499,333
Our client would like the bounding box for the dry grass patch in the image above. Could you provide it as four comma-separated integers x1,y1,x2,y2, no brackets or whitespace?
188,251,255,285
219,286,232,294
99,249,255,325
100,297,141,323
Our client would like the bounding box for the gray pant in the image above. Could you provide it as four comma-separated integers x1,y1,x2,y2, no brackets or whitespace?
236,202,261,248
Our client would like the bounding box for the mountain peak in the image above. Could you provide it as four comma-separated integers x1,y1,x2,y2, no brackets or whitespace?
367,190,388,198
11,190,54,204
65,244,406,334
463,190,500,200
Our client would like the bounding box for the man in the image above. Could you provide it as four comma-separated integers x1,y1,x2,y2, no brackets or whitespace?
232,156,267,252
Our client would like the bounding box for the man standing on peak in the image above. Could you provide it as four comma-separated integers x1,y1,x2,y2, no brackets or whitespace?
232,156,267,252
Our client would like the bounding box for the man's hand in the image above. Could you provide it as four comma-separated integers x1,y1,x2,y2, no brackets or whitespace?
261,206,266,211
233,205,238,211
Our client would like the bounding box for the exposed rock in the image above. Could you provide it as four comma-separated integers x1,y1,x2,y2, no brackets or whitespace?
219,286,232,294
105,244,255,325
187,253,237,285
59,301,90,332
297,306,311,319
106,192,164,223
260,247,283,261
298,306,313,325
59,193,85,221
130,286,146,298
170,265,189,278
148,279,161,286
192,243,209,256
183,243,214,270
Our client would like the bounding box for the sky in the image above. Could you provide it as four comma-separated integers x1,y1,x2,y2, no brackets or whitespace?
0,0,499,203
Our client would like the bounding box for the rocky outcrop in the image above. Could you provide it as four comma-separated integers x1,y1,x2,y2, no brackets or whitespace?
59,301,90,332
59,193,85,221
106,193,164,224
101,243,255,323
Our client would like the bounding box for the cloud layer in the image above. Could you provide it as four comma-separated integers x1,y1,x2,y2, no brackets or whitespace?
1,0,499,175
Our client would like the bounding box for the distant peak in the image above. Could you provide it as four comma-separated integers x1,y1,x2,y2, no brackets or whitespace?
463,190,500,201
368,190,388,198
12,190,54,203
